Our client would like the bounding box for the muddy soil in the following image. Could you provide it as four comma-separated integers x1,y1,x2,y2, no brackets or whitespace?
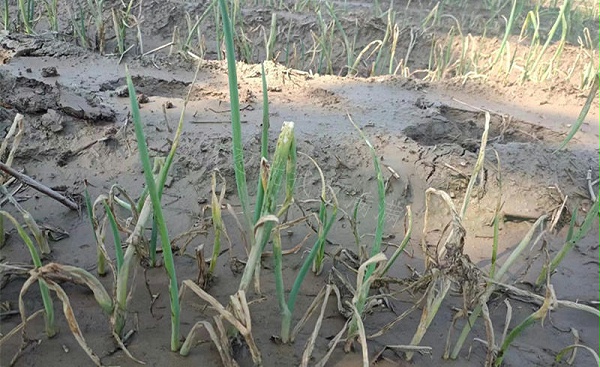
0,1,599,367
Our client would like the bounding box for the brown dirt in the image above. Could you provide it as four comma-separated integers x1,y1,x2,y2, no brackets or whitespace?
0,1,598,367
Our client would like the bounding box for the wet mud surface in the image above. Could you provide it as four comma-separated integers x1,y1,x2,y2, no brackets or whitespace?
0,2,598,366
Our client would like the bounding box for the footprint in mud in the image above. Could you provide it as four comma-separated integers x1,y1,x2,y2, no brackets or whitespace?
100,76,190,99
404,105,563,151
